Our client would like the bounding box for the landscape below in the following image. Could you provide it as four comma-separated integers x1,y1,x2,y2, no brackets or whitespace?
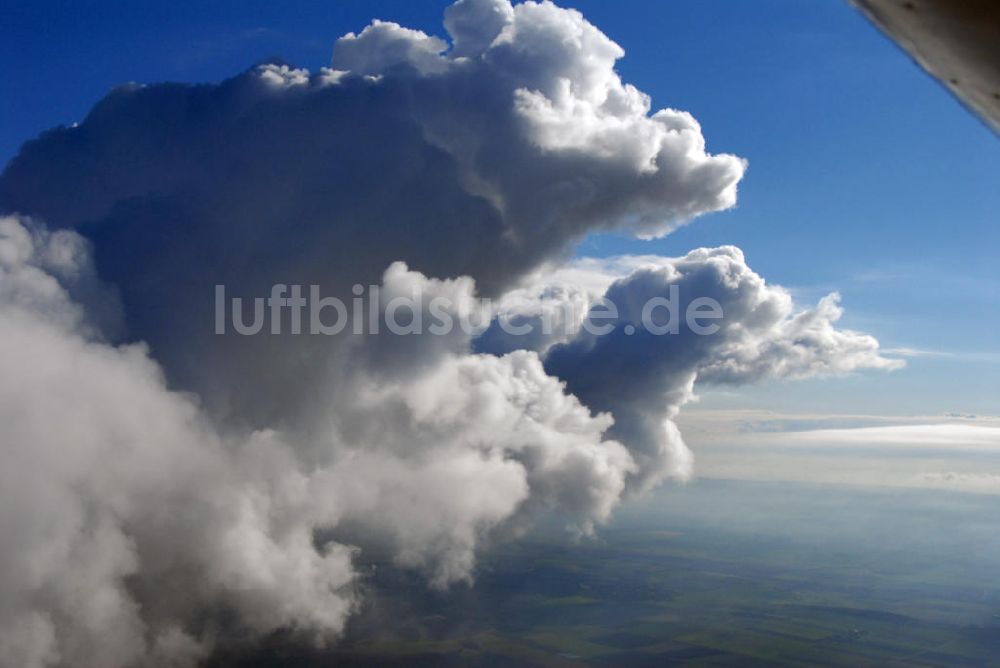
212,479,1000,666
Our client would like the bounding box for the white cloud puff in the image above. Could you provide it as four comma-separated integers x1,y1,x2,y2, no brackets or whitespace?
0,216,356,667
488,248,901,491
0,219,637,665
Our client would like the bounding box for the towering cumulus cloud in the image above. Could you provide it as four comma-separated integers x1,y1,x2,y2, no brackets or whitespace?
0,1,900,665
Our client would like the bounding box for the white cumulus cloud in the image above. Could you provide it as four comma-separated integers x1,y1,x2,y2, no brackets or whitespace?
0,1,900,665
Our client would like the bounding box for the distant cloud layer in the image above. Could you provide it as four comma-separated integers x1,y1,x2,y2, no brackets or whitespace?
676,410,1000,492
916,471,1000,492
762,423,1000,450
0,1,899,665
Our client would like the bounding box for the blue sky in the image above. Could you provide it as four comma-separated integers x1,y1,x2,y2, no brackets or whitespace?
2,0,997,417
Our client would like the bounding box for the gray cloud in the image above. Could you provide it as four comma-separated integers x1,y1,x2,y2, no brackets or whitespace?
0,215,640,665
0,1,897,665
0,216,356,666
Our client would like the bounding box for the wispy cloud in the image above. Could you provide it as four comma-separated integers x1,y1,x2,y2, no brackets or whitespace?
880,346,954,358
880,347,1000,364
679,410,1000,493
915,472,1000,492
767,423,1000,451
